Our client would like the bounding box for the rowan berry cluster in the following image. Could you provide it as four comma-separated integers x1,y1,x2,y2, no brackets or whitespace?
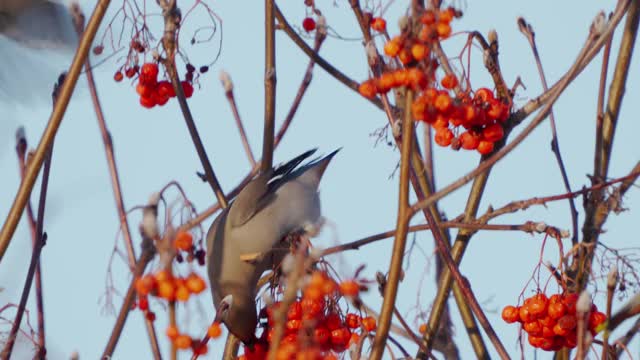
358,6,511,155
173,230,207,265
502,292,607,351
236,271,373,360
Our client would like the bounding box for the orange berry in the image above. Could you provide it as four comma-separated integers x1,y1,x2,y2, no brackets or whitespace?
501,305,519,323
174,231,193,251
434,92,452,113
407,68,427,89
207,322,223,338
477,140,494,155
411,43,429,61
185,273,206,294
339,280,359,297
392,69,409,87
140,96,156,109
329,327,351,347
439,7,455,23
313,326,330,346
418,323,428,334
547,302,567,320
474,87,494,103
359,79,377,99
348,332,360,346
155,269,173,282
398,48,413,65
459,131,480,150
114,71,124,82
436,22,451,38
519,305,534,323
557,314,577,331
136,82,155,98
301,298,325,318
324,313,342,331
362,316,377,331
589,311,606,332
135,275,156,296
562,293,579,314
434,127,454,147
157,280,176,300
420,10,436,25
482,123,504,142
528,293,549,317
412,98,427,121
378,72,395,93
175,285,190,302
528,334,544,348
539,315,556,328
345,313,360,329
370,17,387,32
553,322,570,337
287,301,303,320
140,63,159,83
433,114,449,129
174,334,192,350
321,278,338,295
441,74,458,90
523,320,542,336
286,319,302,332
303,284,323,301
419,25,436,42
166,325,179,340
384,37,402,57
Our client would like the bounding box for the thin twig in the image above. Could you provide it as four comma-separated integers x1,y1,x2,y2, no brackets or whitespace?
518,17,579,246
15,130,46,359
0,142,54,359
262,0,276,173
221,74,257,168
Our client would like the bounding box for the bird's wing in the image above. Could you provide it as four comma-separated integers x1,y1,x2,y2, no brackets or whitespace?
2,0,76,49
228,149,319,227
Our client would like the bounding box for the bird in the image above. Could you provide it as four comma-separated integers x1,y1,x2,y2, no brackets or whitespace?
0,0,76,48
206,148,339,345
0,0,77,103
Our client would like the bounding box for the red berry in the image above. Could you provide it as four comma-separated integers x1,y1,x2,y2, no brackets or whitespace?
140,63,159,84
302,17,316,32
370,17,387,32
501,305,519,323
113,71,124,82
477,140,494,155
181,81,194,98
140,96,156,109
441,74,458,90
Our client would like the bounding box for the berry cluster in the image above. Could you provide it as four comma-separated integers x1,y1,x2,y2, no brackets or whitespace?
173,230,207,265
502,292,607,351
236,271,373,360
135,269,207,303
358,6,511,155
138,63,194,109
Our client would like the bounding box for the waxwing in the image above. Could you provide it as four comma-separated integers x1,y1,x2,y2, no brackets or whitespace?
207,148,338,344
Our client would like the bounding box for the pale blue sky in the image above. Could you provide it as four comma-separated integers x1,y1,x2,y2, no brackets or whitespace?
1,0,639,359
